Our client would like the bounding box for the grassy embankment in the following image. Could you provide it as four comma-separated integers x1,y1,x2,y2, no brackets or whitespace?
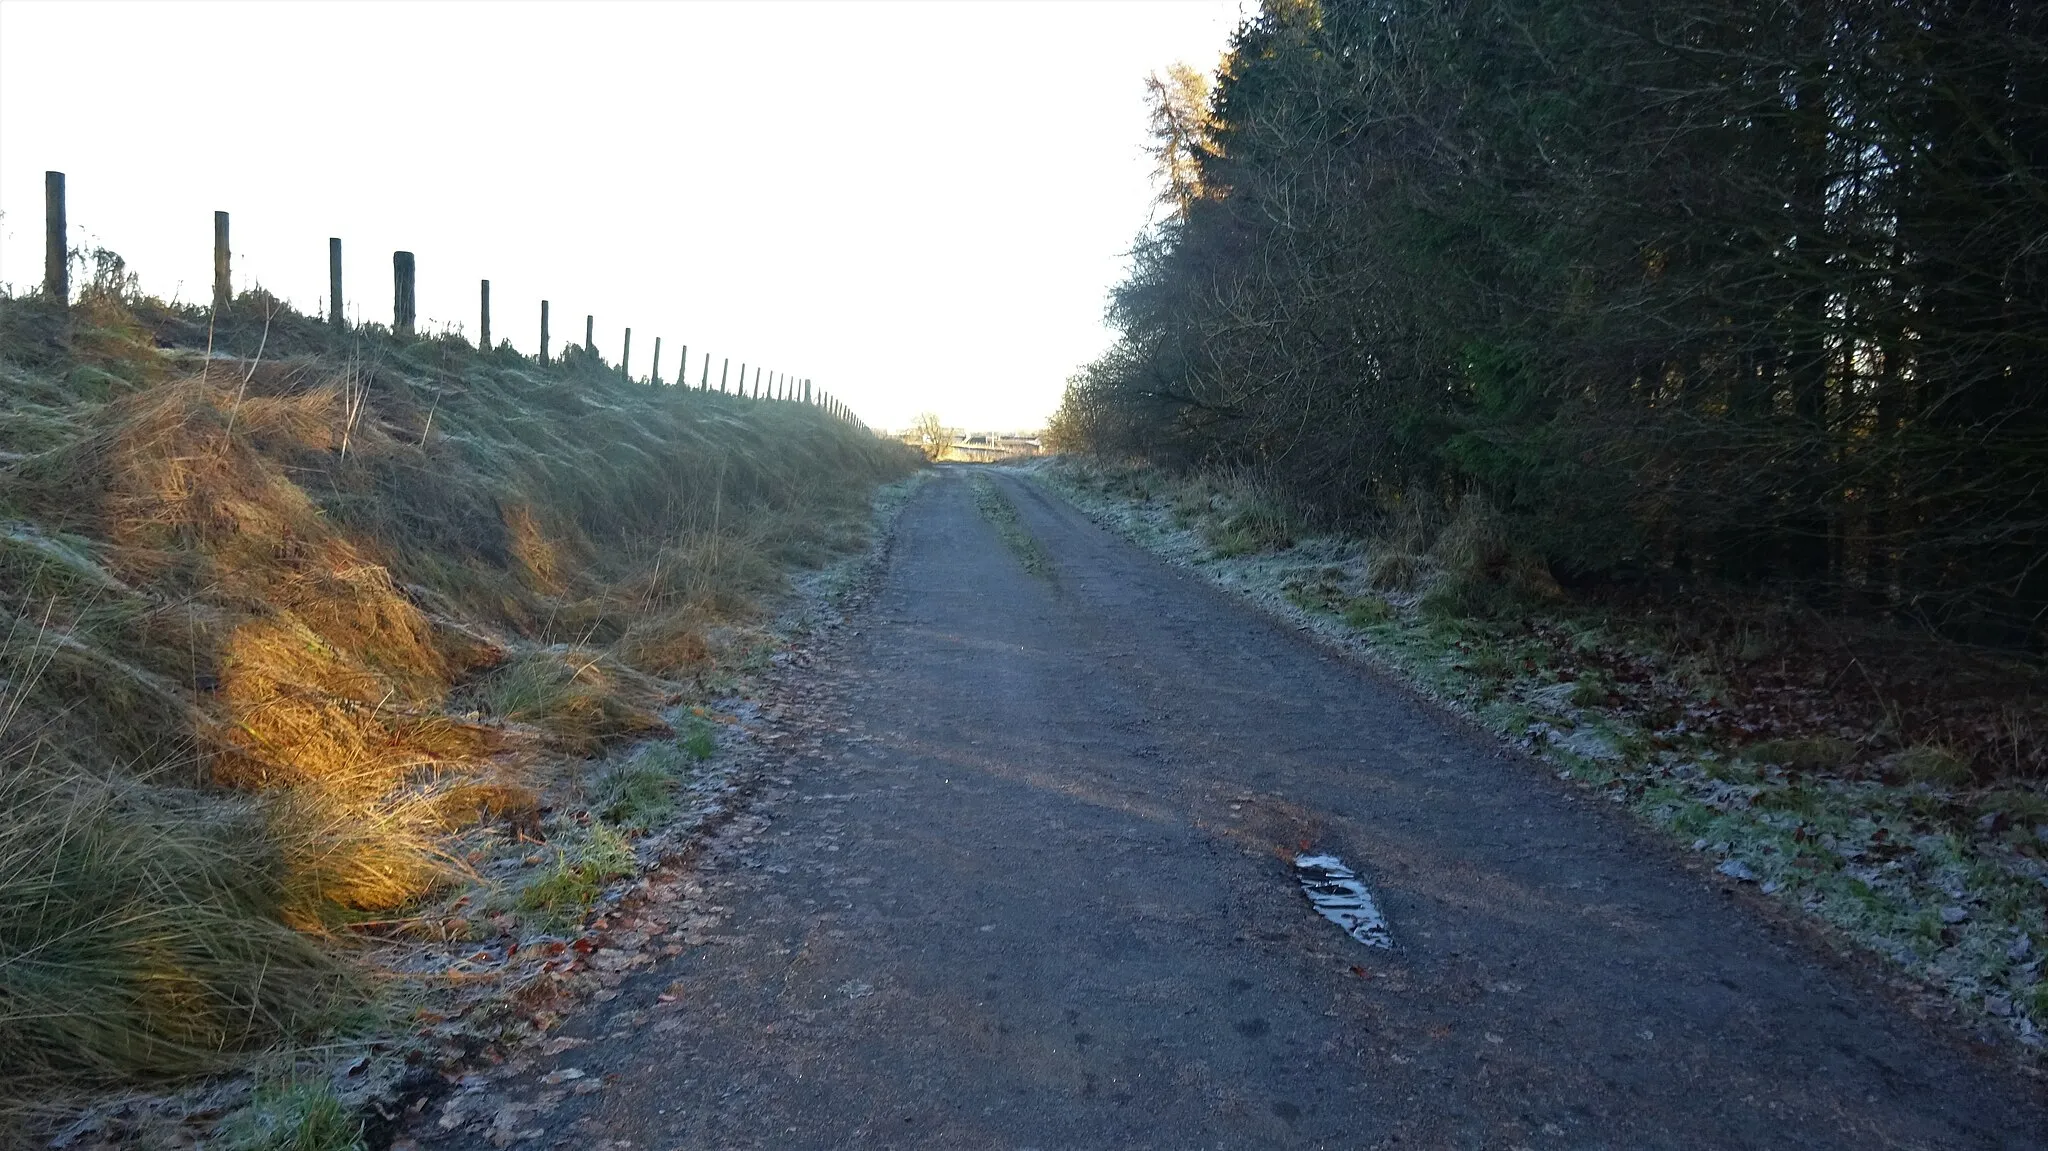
0,264,918,1108
1041,459,2048,1052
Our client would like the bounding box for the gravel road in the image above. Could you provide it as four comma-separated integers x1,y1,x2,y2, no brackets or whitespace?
419,468,2045,1150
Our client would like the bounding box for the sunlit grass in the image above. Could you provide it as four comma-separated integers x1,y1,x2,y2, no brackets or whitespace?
0,282,920,1089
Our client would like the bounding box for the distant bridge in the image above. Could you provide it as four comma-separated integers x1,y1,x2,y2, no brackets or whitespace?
894,431,1044,463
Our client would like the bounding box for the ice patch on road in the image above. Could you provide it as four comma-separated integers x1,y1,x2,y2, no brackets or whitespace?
1294,854,1393,948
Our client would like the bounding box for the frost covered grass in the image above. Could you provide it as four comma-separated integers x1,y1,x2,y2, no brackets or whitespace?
0,266,918,1124
1036,457,2048,1049
513,824,638,929
218,1077,365,1151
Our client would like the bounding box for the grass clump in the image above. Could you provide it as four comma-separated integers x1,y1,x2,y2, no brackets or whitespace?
475,648,668,754
1341,594,1394,628
680,714,719,761
1745,736,1858,773
1366,551,1424,591
1568,672,1612,708
218,1078,365,1151
1889,744,1975,787
1151,469,1300,557
517,824,637,929
1413,495,1563,619
591,743,693,832
1209,506,1294,557
0,768,352,1083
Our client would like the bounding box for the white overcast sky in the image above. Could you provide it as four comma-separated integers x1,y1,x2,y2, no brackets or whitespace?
0,1,1244,430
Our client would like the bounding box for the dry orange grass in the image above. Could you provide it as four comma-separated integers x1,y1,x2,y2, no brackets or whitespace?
8,375,506,919
0,286,919,1082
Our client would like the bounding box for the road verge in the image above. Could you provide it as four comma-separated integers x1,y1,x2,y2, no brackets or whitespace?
1027,457,2048,1060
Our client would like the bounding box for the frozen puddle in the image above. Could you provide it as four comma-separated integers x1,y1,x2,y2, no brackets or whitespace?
1294,854,1392,948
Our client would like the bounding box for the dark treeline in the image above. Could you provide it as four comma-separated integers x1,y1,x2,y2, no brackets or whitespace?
1052,0,2048,644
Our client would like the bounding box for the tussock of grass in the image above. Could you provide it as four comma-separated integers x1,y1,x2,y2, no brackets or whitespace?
219,1077,365,1151
1366,551,1424,591
1889,744,1974,787
1417,496,1562,618
1341,594,1394,628
591,743,693,832
1153,469,1300,556
473,648,669,754
1567,672,1611,708
516,824,636,929
1744,736,1858,773
0,283,918,1089
679,714,719,762
0,768,352,1082
1198,475,1298,557
265,783,469,925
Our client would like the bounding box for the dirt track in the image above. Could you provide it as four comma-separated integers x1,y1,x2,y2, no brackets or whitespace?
420,468,2046,1149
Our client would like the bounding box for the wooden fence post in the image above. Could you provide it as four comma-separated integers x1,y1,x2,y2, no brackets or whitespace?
329,238,344,329
805,378,813,405
393,251,416,338
700,352,709,389
44,171,66,305
480,280,491,350
679,344,689,388
652,337,662,385
623,328,632,378
585,315,595,356
752,366,761,398
720,357,730,392
213,211,232,313
540,300,551,364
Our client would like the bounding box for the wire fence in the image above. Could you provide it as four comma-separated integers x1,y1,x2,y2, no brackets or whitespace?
34,169,866,428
